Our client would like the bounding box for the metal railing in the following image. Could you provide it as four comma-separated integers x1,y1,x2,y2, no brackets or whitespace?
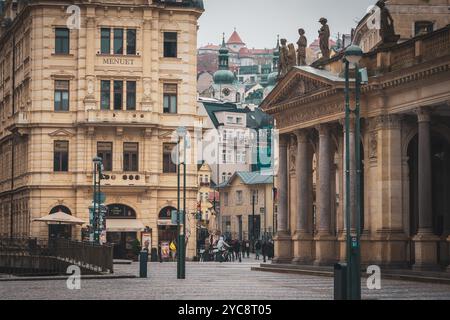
0,237,114,275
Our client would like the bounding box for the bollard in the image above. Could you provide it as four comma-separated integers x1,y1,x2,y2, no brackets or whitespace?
334,263,347,300
139,250,148,278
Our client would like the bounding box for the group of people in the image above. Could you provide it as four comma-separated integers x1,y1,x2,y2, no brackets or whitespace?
206,237,275,263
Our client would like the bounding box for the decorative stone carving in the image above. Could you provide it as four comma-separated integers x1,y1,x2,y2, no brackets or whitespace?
297,28,307,66
278,39,290,78
274,103,343,130
272,75,331,105
374,114,402,130
369,131,378,159
377,0,400,45
415,108,431,123
318,17,330,59
289,135,297,172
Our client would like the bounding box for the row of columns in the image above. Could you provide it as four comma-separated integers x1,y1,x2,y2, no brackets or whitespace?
275,108,442,269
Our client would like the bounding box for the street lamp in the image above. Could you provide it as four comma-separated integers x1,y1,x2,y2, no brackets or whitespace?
176,127,188,279
92,156,104,244
344,44,363,300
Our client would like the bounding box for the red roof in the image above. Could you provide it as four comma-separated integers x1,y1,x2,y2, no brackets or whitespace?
227,31,245,45
200,44,221,50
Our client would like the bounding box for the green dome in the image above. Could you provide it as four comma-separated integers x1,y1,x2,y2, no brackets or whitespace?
267,72,278,86
213,70,235,84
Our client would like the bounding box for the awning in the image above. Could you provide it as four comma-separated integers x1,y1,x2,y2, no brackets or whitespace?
33,211,86,225
106,219,146,232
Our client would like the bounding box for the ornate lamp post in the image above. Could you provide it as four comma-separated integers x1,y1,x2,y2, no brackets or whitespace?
344,44,363,300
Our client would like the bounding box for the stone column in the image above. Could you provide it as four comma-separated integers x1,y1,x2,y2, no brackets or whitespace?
314,124,336,265
292,130,314,264
273,134,292,263
413,108,439,270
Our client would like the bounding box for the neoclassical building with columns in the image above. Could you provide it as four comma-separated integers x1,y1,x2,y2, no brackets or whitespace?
0,0,204,259
260,26,450,270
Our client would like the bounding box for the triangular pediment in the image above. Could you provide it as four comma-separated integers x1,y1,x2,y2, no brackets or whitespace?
261,66,345,110
48,129,75,137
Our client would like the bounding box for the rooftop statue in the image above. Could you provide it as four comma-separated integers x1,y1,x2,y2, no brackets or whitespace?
318,17,330,59
296,28,307,66
278,38,290,78
377,0,400,44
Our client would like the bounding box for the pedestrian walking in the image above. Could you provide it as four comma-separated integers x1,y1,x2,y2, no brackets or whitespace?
234,240,241,262
245,240,250,258
158,242,163,263
255,240,261,260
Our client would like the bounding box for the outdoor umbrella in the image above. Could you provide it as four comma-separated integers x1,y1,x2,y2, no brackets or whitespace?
33,211,86,225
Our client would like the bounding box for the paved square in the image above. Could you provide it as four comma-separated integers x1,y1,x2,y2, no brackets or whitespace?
1,260,450,300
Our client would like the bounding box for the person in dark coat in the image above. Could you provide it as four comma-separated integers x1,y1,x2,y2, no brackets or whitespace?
262,241,267,263
255,240,261,260
234,240,241,262
245,239,250,258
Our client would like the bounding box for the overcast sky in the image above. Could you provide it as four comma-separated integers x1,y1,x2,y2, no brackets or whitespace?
198,0,376,49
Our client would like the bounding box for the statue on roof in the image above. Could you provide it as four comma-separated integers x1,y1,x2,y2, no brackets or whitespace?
288,43,297,69
278,38,290,78
377,0,400,44
318,17,330,59
296,28,307,66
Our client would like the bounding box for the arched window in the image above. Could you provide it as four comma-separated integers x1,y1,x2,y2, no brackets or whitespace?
236,92,241,103
159,206,177,220
50,205,71,215
106,204,136,219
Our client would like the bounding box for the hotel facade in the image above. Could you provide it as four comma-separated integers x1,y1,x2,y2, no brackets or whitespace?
0,0,204,259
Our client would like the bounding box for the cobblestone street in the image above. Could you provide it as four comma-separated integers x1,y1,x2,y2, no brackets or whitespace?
1,260,450,300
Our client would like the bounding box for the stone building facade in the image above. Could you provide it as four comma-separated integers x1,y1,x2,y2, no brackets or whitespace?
219,172,274,242
260,26,450,270
0,0,204,259
353,0,449,52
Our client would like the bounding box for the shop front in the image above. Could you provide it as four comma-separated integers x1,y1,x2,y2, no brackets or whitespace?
158,207,178,260
105,204,145,260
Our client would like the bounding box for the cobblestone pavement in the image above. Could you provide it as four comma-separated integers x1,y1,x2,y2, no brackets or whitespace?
1,259,450,300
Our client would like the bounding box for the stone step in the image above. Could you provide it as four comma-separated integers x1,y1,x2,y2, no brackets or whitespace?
252,264,450,285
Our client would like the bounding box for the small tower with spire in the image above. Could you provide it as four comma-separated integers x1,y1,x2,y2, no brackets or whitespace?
272,35,280,73
218,33,229,71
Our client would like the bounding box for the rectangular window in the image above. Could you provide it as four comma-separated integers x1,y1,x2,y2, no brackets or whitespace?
101,28,111,54
224,192,229,206
163,143,177,173
97,142,113,172
101,80,111,110
114,80,123,110
55,28,69,54
54,141,69,172
114,28,124,55
123,142,138,172
163,84,178,114
54,80,69,111
163,32,177,58
236,190,243,205
127,29,136,55
126,81,136,110
236,149,246,164
227,116,234,124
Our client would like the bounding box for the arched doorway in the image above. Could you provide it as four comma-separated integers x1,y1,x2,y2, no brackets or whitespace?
408,133,450,265
105,204,139,259
158,206,178,246
48,205,72,239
